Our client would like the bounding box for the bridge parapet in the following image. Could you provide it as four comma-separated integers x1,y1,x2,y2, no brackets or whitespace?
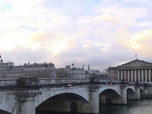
0,77,91,87
0,78,17,86
39,78,90,85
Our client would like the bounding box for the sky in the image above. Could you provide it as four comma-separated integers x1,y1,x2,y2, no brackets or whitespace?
0,0,152,71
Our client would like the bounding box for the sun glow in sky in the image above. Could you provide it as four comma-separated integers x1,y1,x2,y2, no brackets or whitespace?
0,0,152,70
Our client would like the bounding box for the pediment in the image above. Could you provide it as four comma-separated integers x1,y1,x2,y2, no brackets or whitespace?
118,59,152,68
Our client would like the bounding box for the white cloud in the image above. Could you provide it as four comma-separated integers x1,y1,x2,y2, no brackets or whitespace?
130,29,152,58
0,0,152,71
96,5,148,20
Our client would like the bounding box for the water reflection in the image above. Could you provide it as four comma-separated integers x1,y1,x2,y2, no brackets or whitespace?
128,100,152,114
37,99,152,114
100,105,128,114
99,100,152,114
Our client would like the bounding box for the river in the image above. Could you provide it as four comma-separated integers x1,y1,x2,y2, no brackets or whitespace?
100,99,152,114
37,99,152,114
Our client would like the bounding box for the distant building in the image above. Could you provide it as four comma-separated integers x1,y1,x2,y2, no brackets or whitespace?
57,64,92,79
56,68,71,78
65,65,71,70
0,55,56,78
71,67,86,78
108,59,152,82
63,63,102,79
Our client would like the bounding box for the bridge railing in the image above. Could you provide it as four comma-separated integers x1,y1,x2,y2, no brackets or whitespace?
0,77,91,86
0,78,17,86
95,78,121,85
38,78,90,85
0,77,141,87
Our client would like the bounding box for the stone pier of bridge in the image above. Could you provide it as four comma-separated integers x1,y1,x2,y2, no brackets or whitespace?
71,85,100,114
16,92,37,114
127,85,141,100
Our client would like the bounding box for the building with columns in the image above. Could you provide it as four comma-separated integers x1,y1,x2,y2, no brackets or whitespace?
108,59,152,82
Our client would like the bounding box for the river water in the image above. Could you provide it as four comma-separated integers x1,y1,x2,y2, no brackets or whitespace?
37,99,152,114
100,99,152,114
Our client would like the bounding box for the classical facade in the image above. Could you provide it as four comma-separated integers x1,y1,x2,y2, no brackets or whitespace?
108,59,152,82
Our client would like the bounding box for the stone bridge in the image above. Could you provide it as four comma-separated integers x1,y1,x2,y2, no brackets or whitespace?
0,77,147,114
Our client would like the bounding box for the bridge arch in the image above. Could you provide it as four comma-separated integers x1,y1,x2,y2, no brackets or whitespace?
0,109,11,114
140,86,144,93
99,86,122,104
36,92,89,113
126,86,135,93
127,86,136,100
99,85,121,96
35,87,89,108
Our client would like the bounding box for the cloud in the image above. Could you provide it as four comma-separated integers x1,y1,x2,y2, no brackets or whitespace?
0,0,152,71
1,47,51,65
0,29,31,50
130,29,152,58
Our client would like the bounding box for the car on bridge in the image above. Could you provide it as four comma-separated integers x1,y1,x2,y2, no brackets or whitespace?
67,83,72,87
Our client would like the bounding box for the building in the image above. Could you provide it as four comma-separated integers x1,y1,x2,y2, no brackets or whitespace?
57,65,86,79
0,55,56,78
56,64,93,79
71,67,86,78
108,59,152,82
64,64,102,79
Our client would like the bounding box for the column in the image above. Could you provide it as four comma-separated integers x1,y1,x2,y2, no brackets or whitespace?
121,70,123,80
134,70,137,82
118,70,120,80
141,70,144,82
147,69,149,81
145,69,147,82
127,70,130,81
149,69,151,81
131,70,133,81
90,86,99,114
138,69,140,82
124,70,126,80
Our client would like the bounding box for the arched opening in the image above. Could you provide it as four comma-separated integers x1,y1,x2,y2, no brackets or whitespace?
36,93,88,114
140,88,146,99
127,88,135,99
140,88,144,94
0,110,11,114
99,89,121,105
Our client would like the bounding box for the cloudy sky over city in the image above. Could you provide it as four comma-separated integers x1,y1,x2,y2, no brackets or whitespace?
0,0,152,71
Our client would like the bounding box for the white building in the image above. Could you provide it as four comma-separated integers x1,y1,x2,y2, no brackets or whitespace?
108,59,152,82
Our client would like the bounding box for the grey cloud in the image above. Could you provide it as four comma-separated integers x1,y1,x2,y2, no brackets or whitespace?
54,40,135,71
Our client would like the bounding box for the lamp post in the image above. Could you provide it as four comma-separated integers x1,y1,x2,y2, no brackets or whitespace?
71,63,74,80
